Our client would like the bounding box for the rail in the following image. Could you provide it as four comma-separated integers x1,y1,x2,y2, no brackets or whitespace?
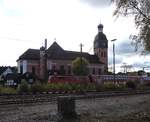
1,90,150,105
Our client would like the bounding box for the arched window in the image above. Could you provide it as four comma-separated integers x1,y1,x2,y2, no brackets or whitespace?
101,52,103,57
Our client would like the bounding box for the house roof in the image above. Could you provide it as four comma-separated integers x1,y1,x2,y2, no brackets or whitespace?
18,49,40,60
0,66,17,75
18,41,103,64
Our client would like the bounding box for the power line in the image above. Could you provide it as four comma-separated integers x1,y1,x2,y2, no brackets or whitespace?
0,37,34,42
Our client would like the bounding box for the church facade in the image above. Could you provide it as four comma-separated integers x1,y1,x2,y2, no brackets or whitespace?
17,23,108,80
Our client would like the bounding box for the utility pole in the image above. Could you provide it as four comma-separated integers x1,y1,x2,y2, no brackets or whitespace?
111,39,117,84
80,43,84,65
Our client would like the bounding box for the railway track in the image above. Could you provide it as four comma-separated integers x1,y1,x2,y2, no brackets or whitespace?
1,90,150,105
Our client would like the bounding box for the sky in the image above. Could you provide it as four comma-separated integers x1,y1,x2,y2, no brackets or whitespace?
0,0,150,72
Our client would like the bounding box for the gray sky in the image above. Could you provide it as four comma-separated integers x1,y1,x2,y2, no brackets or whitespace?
80,0,111,7
0,0,149,72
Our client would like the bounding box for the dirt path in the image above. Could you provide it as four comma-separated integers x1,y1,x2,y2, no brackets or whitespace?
0,94,150,122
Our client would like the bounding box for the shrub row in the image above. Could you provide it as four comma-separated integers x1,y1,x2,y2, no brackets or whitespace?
17,80,96,93
0,80,149,94
17,80,138,94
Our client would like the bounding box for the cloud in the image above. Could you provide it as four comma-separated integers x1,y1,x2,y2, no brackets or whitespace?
108,39,135,66
108,54,123,65
133,60,150,68
116,39,136,56
79,0,111,7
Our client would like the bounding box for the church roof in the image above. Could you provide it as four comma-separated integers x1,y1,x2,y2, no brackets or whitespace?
94,32,108,42
94,32,108,48
18,49,40,60
18,42,103,64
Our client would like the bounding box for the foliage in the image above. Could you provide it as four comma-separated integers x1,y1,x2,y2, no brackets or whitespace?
96,83,126,92
17,80,29,93
30,83,45,93
0,80,6,86
112,0,150,52
72,57,89,76
137,70,145,76
126,81,137,89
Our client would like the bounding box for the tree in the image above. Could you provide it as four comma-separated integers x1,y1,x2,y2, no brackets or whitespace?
0,80,6,87
72,57,89,76
121,63,133,73
112,0,150,53
137,70,145,76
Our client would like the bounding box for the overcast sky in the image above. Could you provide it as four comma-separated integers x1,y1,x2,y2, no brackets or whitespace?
0,0,150,72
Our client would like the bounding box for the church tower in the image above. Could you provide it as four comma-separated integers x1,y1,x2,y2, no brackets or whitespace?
94,23,108,72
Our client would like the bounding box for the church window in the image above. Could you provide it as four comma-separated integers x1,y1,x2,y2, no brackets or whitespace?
92,68,95,74
20,65,23,74
60,65,64,71
101,52,103,57
52,65,56,70
59,65,65,75
32,66,35,74
68,66,71,75
104,52,107,57
98,68,101,75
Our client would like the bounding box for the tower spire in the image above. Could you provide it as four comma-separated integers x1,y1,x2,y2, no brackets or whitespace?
98,23,103,33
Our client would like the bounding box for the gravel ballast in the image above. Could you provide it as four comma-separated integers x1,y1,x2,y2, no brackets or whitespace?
0,94,150,122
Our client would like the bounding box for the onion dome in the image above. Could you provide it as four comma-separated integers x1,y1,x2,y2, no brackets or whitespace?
94,24,108,49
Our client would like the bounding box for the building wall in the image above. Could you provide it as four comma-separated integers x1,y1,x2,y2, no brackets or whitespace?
88,64,105,75
17,60,27,74
47,59,105,76
27,60,40,76
23,60,27,73
94,48,108,72
94,48,107,64
17,60,40,76
17,61,21,73
18,58,105,78
47,59,73,75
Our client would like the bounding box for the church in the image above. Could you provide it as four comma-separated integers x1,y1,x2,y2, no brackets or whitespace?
17,23,108,80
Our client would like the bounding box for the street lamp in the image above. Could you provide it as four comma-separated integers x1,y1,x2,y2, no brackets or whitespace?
111,39,117,83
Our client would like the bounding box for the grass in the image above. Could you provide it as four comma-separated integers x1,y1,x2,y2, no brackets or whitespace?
0,86,17,94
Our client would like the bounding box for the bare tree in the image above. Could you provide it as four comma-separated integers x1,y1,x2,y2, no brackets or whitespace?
112,0,150,53
121,63,133,73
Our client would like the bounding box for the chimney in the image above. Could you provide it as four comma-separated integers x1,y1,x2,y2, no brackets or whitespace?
45,38,47,49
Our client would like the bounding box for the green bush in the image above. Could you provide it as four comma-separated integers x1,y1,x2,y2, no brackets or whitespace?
30,83,45,93
17,80,29,93
46,83,93,92
0,80,6,86
126,81,137,89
